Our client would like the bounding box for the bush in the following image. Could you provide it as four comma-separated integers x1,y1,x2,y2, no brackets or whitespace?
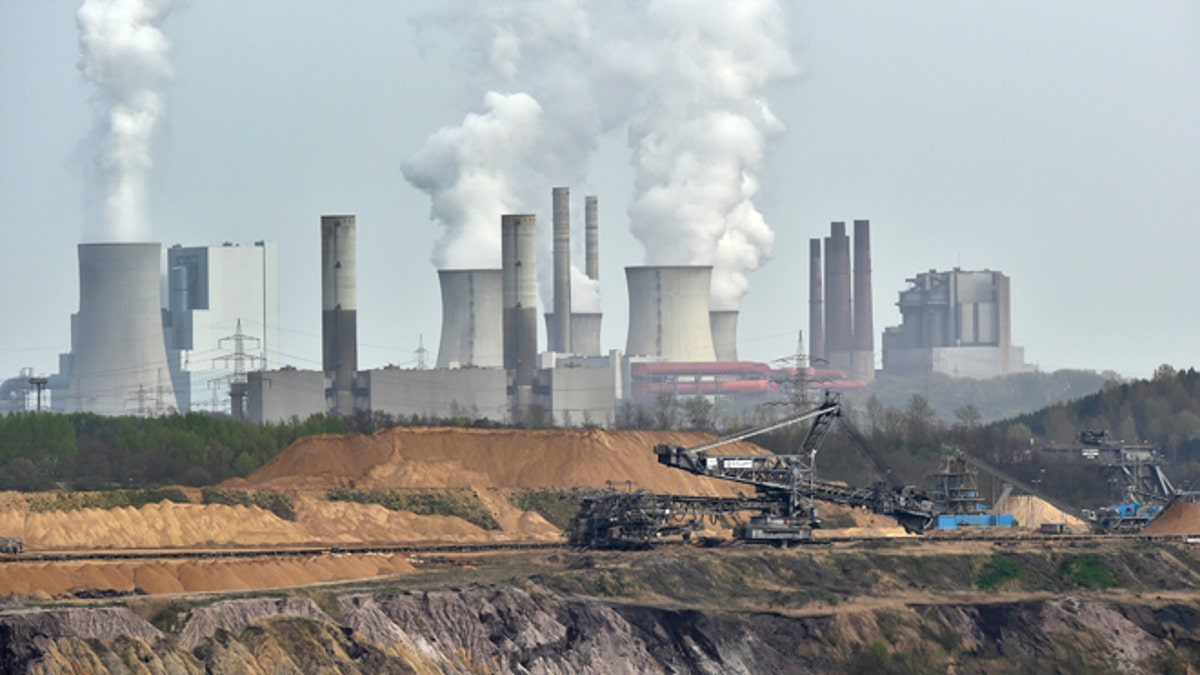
1060,555,1115,589
976,555,1023,589
507,489,579,529
327,488,499,530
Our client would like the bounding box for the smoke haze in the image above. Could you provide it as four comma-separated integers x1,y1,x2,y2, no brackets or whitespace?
76,0,176,243
404,0,794,312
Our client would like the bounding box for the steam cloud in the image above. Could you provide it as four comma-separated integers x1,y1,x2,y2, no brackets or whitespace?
404,0,795,311
76,0,176,242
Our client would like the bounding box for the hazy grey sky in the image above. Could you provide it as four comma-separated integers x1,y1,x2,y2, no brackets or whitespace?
2,1,1198,383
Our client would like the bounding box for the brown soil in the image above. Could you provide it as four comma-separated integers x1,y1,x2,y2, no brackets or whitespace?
226,426,765,495
1001,495,1089,531
0,554,415,596
1142,499,1200,535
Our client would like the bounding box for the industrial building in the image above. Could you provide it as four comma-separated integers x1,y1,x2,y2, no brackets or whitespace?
881,268,1032,378
165,241,279,414
808,220,875,382
38,194,904,425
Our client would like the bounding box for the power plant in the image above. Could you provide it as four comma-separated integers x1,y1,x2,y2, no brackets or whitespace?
881,268,1032,378
13,186,1042,426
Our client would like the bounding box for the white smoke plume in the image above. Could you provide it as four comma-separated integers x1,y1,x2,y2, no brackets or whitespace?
406,0,795,311
76,0,177,243
402,91,543,269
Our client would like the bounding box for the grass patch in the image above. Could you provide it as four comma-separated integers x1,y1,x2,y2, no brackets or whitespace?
327,488,499,531
200,489,296,521
1060,554,1115,589
506,489,578,529
28,489,190,513
976,555,1024,590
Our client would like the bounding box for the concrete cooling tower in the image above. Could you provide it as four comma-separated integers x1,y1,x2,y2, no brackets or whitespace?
436,269,503,368
625,266,716,362
571,313,603,357
68,243,178,416
709,310,739,362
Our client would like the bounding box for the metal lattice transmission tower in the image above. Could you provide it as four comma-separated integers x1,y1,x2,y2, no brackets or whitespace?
212,319,262,417
415,334,429,370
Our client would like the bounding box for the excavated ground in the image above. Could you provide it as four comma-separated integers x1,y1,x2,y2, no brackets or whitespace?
5,425,1197,597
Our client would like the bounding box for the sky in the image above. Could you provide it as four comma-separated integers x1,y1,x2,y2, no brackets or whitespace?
1,1,1198,385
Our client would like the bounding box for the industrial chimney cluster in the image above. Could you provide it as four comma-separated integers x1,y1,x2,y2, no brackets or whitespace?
809,220,876,382
40,196,1003,424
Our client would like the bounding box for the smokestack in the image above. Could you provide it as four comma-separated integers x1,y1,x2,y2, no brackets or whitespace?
551,187,572,353
852,219,875,381
69,243,178,416
625,266,717,362
436,269,503,369
585,195,599,281
710,310,739,362
321,215,357,416
824,222,852,374
808,238,824,366
502,214,538,416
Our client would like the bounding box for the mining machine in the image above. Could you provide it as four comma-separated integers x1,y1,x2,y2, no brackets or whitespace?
565,394,936,549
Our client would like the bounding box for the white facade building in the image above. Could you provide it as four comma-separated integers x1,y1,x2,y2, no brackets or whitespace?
166,241,279,413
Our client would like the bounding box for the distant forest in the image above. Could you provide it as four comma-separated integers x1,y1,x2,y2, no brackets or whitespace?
2,366,1199,503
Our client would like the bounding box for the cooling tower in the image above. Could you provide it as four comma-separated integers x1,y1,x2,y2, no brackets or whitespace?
321,215,357,416
710,310,739,362
824,222,853,374
571,312,603,356
436,269,503,368
625,266,717,362
852,219,875,381
69,243,178,416
808,238,825,365
502,215,538,398
551,187,571,353
585,195,599,281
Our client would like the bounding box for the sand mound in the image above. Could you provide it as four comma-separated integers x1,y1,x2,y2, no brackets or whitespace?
1142,499,1200,535
234,426,767,496
1001,495,1088,532
0,554,416,597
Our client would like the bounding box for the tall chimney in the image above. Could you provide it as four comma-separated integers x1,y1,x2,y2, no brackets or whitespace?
69,243,178,416
436,269,503,368
551,187,571,353
808,238,825,366
321,215,357,416
852,219,875,381
625,265,716,362
585,195,599,281
502,214,538,417
824,222,853,374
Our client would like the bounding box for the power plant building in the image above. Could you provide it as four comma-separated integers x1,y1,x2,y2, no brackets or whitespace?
166,241,279,413
881,268,1031,378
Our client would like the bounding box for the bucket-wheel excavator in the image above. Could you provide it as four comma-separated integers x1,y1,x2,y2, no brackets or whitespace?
566,393,937,548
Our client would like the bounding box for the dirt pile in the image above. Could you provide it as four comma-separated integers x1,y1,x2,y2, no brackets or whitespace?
0,554,416,597
1143,499,1200,535
1001,495,1088,531
230,426,764,495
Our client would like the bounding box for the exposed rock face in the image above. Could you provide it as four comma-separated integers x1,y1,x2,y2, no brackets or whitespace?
2,587,1199,674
